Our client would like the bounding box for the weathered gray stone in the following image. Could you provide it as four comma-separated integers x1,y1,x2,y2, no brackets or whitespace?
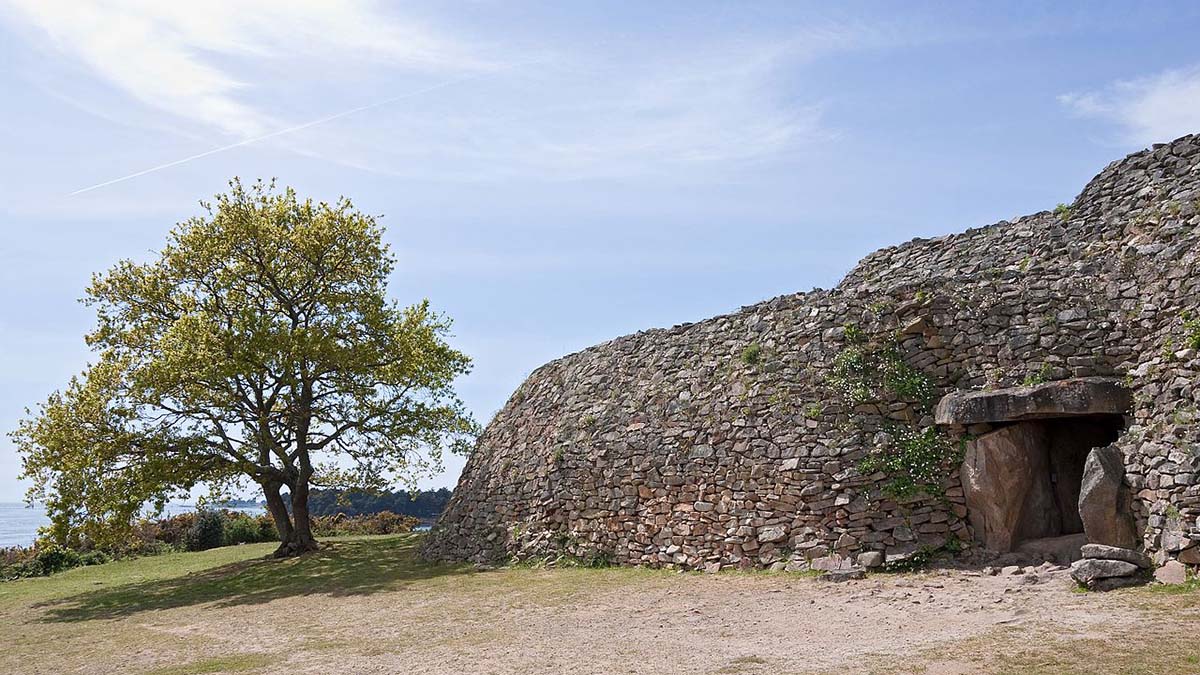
810,555,852,572
935,378,1132,425
1070,558,1139,585
757,525,787,543
1081,544,1152,569
818,568,865,582
1078,446,1138,549
856,551,884,569
1089,575,1148,592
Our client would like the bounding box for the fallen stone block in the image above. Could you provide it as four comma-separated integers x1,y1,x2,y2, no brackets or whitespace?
818,568,865,582
1070,558,1139,585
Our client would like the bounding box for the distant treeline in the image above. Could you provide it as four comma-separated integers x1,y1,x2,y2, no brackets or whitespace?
304,488,452,521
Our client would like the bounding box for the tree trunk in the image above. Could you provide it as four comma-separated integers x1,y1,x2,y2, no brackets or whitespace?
262,481,294,543
271,480,319,558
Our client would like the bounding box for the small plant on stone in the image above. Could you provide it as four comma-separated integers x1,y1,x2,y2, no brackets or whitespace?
829,346,874,405
1054,202,1072,222
740,343,762,366
581,414,598,428
1162,336,1177,362
879,348,935,405
1022,363,1053,387
1181,311,1200,350
843,323,867,344
803,403,823,419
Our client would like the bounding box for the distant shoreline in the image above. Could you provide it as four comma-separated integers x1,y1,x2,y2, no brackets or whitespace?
0,502,265,548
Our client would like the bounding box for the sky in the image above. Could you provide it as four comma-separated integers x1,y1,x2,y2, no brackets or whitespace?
1,1,1199,502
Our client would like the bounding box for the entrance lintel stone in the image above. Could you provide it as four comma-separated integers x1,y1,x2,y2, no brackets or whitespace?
934,377,1131,426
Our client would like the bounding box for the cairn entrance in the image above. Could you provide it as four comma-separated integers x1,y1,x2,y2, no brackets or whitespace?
934,378,1132,558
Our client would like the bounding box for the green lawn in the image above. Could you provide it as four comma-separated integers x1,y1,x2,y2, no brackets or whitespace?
4,535,464,622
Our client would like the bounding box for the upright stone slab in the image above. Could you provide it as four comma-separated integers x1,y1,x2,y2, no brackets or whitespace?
1078,445,1138,549
960,424,1051,551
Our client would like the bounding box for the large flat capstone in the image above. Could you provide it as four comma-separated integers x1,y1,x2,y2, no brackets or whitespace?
934,377,1131,425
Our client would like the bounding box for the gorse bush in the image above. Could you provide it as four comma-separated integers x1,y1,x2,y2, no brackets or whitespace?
311,511,420,537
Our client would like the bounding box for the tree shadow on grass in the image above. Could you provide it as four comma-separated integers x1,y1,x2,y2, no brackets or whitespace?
35,534,474,623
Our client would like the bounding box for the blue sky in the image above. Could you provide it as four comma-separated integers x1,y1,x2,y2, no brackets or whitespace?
2,1,1199,502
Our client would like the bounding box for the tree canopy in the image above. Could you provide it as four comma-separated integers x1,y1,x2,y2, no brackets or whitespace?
12,179,476,555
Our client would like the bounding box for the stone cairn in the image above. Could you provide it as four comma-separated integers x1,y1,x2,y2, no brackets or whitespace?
424,134,1200,587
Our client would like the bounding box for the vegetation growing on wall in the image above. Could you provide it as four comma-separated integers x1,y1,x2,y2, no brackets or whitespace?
827,328,935,407
829,322,955,497
859,425,962,498
1182,311,1200,350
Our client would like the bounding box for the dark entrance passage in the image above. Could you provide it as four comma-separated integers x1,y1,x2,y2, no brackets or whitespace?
935,378,1132,558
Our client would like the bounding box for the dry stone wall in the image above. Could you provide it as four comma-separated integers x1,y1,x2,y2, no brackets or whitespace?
424,134,1200,571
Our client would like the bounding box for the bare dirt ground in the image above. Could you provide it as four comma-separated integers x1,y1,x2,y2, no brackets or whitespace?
2,536,1197,675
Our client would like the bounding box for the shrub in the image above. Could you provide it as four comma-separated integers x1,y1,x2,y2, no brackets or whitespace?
224,512,272,545
184,510,227,551
254,513,278,541
310,511,419,537
153,512,197,548
78,550,109,566
34,543,83,575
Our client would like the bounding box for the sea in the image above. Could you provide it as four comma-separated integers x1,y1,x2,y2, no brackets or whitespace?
0,502,264,548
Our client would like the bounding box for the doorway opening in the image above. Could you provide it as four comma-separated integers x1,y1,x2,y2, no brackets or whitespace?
935,377,1134,561
958,415,1125,558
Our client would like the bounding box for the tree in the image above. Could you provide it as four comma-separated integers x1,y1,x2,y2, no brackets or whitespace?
12,179,476,556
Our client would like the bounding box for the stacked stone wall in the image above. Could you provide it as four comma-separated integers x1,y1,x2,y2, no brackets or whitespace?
424,134,1200,571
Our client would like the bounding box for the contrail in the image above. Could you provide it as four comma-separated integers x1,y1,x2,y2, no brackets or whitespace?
68,73,485,196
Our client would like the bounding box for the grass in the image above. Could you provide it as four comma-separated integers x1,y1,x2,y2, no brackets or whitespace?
146,654,274,675
0,533,665,674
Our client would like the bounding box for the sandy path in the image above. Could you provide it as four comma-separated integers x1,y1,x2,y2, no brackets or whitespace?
237,566,1175,674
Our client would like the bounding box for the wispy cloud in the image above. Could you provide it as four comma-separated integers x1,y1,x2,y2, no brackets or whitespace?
285,37,848,182
2,2,868,190
3,0,484,138
1059,65,1200,145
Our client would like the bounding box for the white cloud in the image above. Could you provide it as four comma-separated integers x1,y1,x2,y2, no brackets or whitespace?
2,0,483,137
1060,65,1200,145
